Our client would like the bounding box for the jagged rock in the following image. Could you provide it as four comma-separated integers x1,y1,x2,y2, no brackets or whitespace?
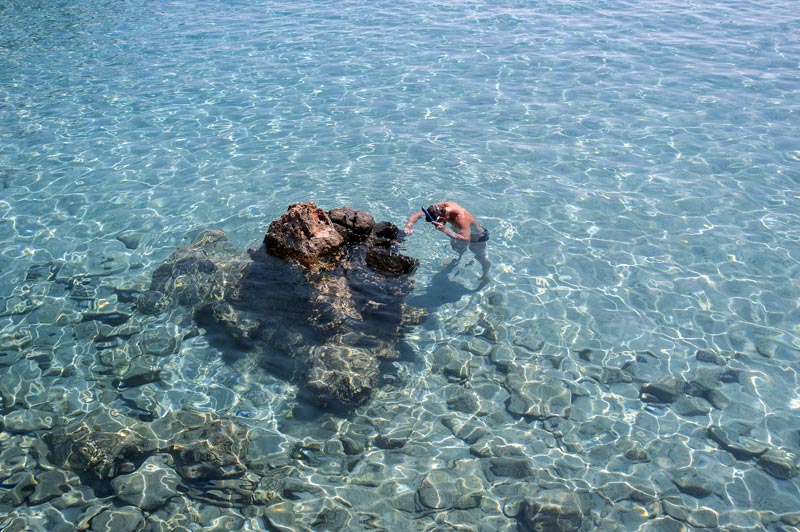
134,290,173,315
328,206,375,242
365,245,417,275
264,202,345,272
146,203,419,408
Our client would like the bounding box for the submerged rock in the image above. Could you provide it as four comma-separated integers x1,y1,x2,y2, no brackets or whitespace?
45,409,155,479
518,490,587,532
111,454,180,510
147,202,420,408
90,506,145,532
757,448,799,480
44,407,288,509
707,426,769,458
171,419,250,480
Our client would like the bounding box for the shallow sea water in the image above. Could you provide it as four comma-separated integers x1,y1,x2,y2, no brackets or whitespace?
1,0,799,530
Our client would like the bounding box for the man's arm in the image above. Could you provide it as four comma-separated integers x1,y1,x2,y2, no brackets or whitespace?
433,220,470,241
404,211,425,234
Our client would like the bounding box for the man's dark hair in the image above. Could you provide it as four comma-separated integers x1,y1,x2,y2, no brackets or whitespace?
426,204,444,222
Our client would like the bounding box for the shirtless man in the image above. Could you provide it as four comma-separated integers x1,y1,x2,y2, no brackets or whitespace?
405,201,490,286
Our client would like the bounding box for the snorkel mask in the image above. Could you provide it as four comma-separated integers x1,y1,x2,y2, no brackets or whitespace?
422,205,443,223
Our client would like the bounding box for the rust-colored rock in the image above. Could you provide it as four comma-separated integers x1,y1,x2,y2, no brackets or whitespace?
263,202,344,272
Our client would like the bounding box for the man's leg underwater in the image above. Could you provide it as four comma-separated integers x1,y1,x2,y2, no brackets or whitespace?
469,241,491,287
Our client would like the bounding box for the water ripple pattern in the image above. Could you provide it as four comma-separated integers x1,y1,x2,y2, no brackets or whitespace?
1,0,799,530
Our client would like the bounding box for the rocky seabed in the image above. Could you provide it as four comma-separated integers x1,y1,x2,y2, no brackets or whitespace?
1,225,800,532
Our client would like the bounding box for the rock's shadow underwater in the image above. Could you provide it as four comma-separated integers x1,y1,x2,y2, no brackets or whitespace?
144,202,422,410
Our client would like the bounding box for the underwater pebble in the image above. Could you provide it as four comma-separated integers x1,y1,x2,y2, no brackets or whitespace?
512,328,544,352
90,505,145,532
598,481,657,503
485,457,535,481
757,448,799,480
671,469,715,498
707,426,769,458
695,349,727,365
622,442,650,462
0,470,36,506
136,326,182,357
0,359,43,410
65,276,99,300
505,368,571,418
662,499,690,521
640,377,683,403
111,454,180,510
263,501,299,532
81,310,131,327
374,427,412,449
1,295,43,316
1,408,56,433
28,470,76,505
463,337,493,357
117,230,144,250
0,445,38,481
135,290,174,315
782,513,800,525
671,396,712,417
339,436,363,455
688,507,719,528
416,466,484,511
489,345,515,369
50,486,94,509
0,329,32,351
445,386,481,414
519,490,585,532
441,413,488,444
754,337,776,358
470,435,526,459
0,350,22,366
432,345,472,380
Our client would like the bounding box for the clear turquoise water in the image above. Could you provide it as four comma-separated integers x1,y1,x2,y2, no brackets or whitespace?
2,0,799,530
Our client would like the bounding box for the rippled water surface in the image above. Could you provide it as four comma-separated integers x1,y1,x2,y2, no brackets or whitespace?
1,0,799,530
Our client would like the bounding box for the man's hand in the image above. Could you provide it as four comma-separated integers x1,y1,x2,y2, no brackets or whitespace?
404,224,414,235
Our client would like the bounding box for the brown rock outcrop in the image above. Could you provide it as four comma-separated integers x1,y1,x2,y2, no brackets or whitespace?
263,202,345,272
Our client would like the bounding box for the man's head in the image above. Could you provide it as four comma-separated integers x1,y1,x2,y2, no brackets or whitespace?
425,204,445,222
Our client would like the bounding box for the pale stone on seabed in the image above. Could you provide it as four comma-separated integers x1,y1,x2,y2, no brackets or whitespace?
111,454,180,510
